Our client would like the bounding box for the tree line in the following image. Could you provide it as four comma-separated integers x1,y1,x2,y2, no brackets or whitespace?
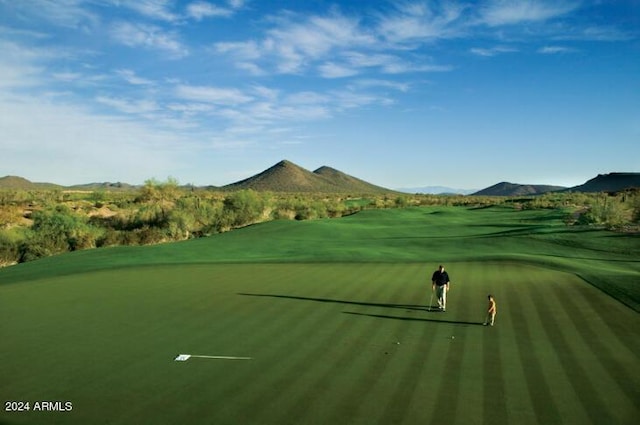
0,178,638,266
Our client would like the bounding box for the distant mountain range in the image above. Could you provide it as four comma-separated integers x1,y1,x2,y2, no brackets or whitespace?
471,173,640,196
0,176,63,190
565,172,640,193
1,165,638,196
397,186,477,195
471,182,566,196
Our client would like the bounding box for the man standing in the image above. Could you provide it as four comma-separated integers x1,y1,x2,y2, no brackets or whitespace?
431,264,450,312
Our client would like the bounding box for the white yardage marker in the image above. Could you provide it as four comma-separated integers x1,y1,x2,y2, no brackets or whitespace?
175,354,252,361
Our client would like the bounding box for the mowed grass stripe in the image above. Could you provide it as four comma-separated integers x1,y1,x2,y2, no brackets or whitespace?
372,265,451,425
308,266,422,424
179,266,318,423
475,263,510,425
218,267,359,422
530,277,613,424
231,264,385,423
348,266,431,425
570,275,640,355
426,274,480,425
510,286,563,424
270,265,394,422
552,278,640,422
373,312,440,424
483,325,509,425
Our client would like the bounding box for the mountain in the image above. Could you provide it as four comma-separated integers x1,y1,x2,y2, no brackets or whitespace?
0,175,63,190
566,172,640,193
68,182,139,191
472,172,640,196
222,160,396,194
313,166,393,194
471,182,566,196
397,186,477,195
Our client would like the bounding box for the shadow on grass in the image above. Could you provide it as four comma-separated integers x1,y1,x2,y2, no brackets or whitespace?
239,292,430,311
238,293,484,326
343,311,484,326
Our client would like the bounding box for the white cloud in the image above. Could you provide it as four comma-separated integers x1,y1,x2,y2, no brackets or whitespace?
537,45,572,54
115,0,179,22
95,95,159,115
351,79,410,92
480,0,579,27
186,1,233,20
175,84,254,105
4,0,99,29
318,62,359,78
0,40,48,88
377,1,469,43
574,26,633,42
110,21,188,58
227,0,245,9
0,92,190,184
284,91,329,105
216,11,376,75
214,8,454,77
116,69,154,85
250,85,280,101
470,46,518,56
215,40,262,59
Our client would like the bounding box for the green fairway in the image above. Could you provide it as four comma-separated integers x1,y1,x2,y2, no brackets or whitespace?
1,206,639,424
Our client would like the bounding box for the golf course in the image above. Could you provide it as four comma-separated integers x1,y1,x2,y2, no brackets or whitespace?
1,205,638,425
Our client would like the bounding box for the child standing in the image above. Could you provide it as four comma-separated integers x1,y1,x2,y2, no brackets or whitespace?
483,294,496,326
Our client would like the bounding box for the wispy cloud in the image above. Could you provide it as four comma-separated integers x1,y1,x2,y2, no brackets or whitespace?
350,79,410,92
186,1,234,20
480,0,579,27
215,8,454,78
112,0,179,22
0,90,193,183
268,12,376,73
116,69,154,85
175,84,254,105
377,1,470,43
537,45,573,54
318,62,359,78
110,21,188,58
5,0,99,29
470,45,518,57
573,26,634,42
95,95,159,115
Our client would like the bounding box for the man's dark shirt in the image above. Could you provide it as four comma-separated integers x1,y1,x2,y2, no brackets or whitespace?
432,270,449,286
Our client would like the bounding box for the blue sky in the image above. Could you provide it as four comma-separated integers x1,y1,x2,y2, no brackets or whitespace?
1,0,638,189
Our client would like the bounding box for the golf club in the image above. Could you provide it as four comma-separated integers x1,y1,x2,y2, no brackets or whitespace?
428,289,434,312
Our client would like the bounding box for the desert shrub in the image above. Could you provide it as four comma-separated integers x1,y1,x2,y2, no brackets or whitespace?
0,204,23,228
394,196,410,207
23,205,96,259
96,228,123,248
581,193,632,228
167,209,196,239
0,230,20,265
223,190,266,227
135,226,166,245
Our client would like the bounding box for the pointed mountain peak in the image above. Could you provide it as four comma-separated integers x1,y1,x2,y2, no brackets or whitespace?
223,161,395,193
313,165,339,174
273,159,301,168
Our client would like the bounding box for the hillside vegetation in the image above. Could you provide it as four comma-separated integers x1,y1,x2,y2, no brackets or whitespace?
1,180,639,268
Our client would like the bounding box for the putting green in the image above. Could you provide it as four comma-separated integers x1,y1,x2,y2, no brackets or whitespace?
1,262,638,424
